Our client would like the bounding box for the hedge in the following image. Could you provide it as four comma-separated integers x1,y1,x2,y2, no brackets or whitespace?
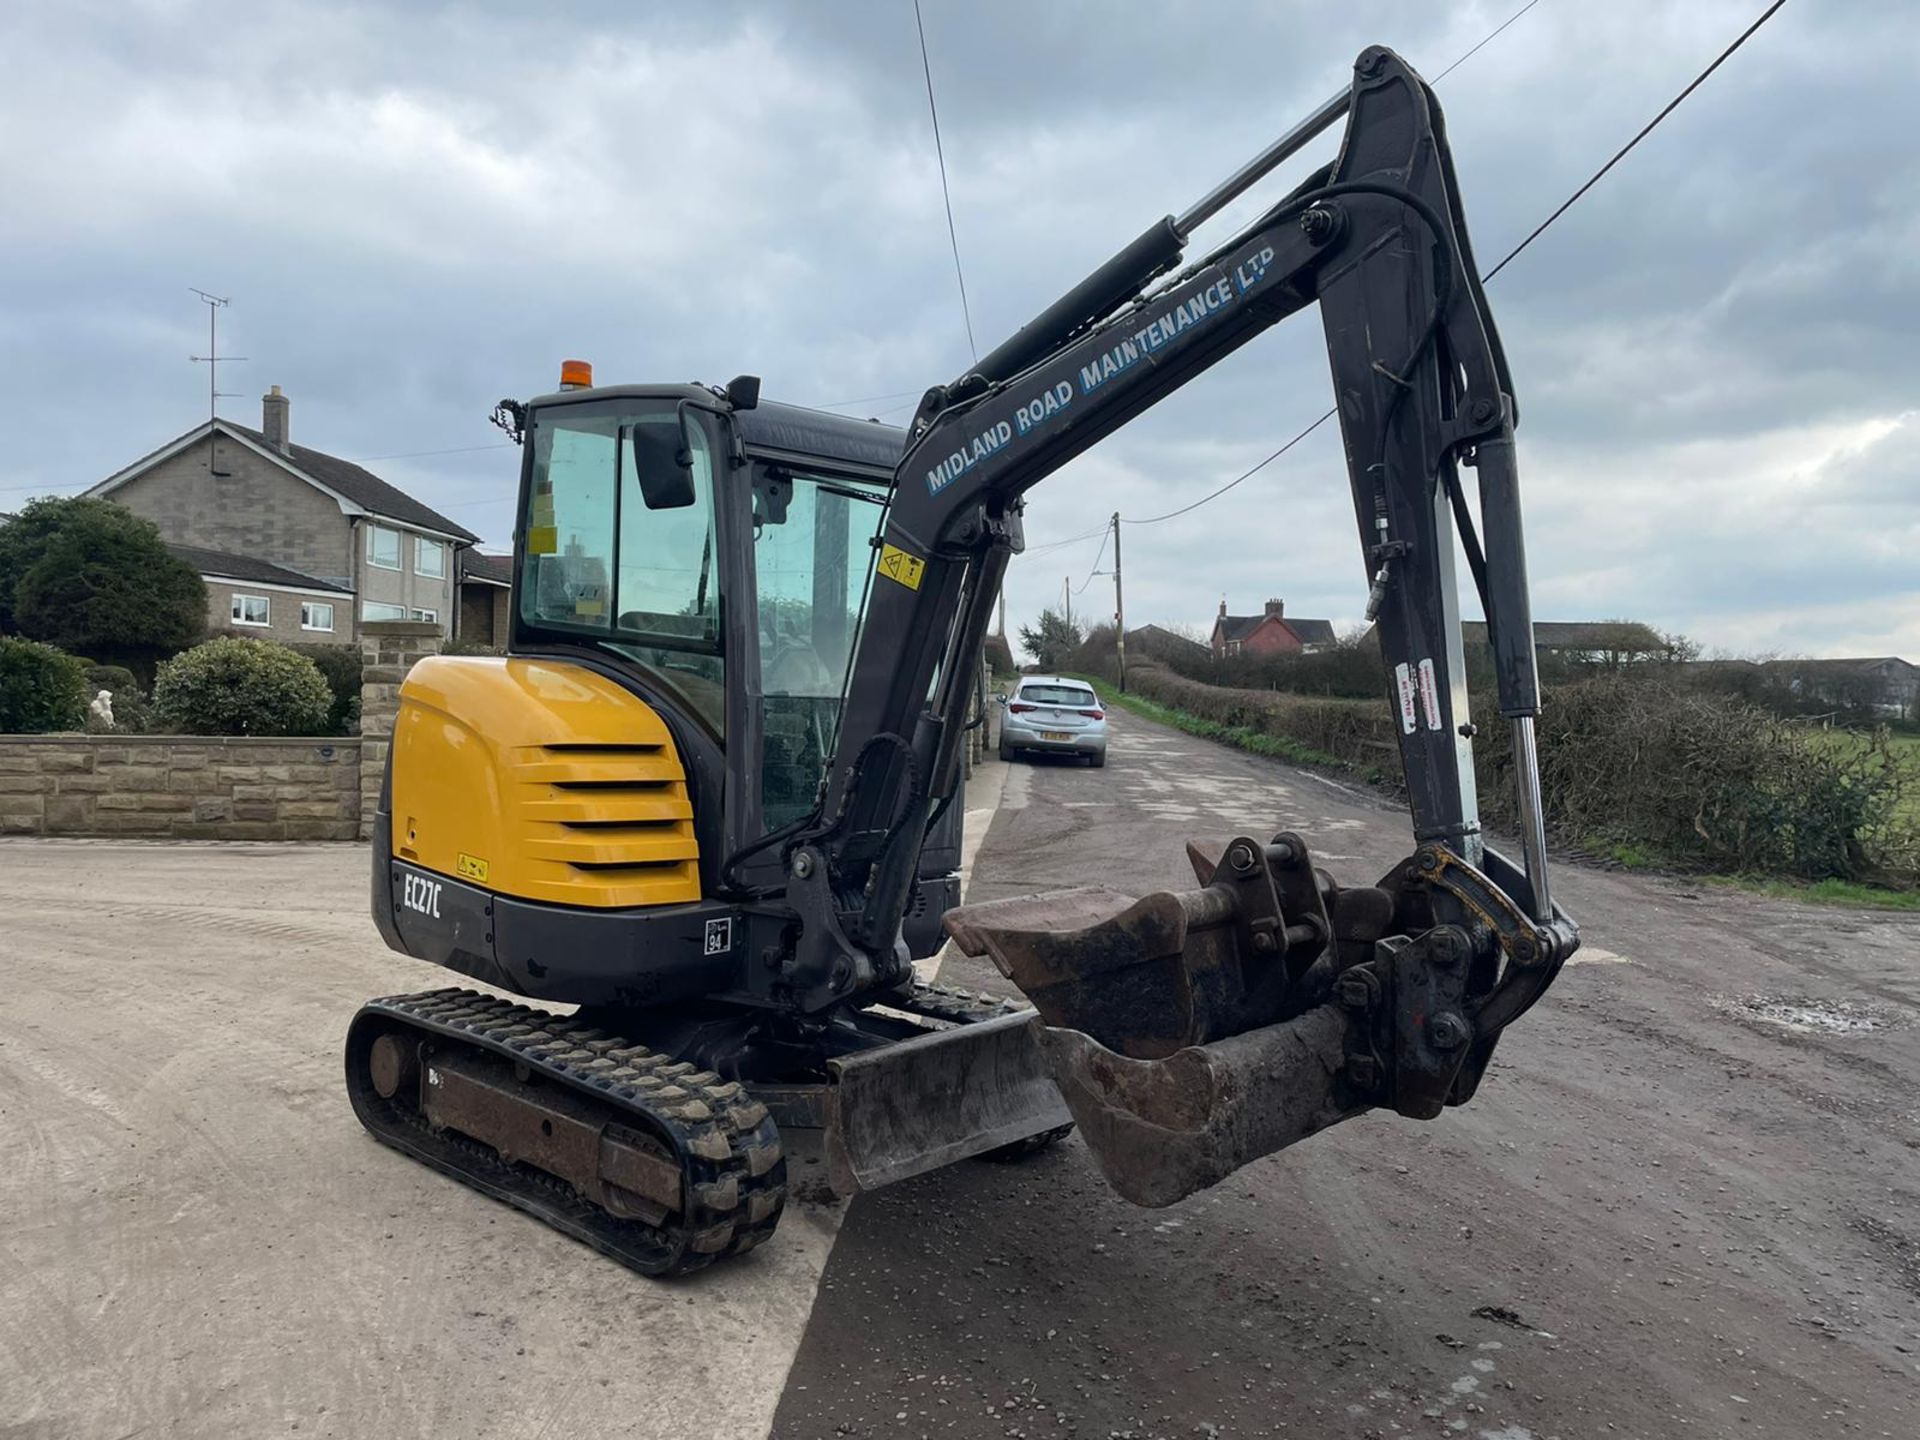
0,637,89,733
1113,662,1918,889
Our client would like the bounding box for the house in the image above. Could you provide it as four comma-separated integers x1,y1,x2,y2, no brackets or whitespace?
458,550,514,648
1760,656,1919,720
164,541,354,647
87,386,479,642
1210,599,1337,658
1461,619,1672,666
1126,623,1211,665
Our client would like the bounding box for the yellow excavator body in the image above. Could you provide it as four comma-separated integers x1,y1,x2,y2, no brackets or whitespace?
388,655,701,910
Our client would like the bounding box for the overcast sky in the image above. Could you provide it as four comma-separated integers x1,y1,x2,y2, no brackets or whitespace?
2,0,1911,660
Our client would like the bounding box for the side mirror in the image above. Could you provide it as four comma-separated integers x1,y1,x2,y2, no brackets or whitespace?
626,419,697,510
725,374,761,410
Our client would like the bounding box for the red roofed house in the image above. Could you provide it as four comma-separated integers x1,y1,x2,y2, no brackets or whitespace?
1210,599,1336,658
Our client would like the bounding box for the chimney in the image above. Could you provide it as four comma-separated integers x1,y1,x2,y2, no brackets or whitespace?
1217,599,1228,619
1264,598,1285,619
262,385,290,453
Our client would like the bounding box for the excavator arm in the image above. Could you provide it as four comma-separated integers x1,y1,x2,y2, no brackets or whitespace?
778,45,1579,1202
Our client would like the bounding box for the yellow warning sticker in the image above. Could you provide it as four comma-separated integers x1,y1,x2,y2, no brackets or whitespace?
877,542,926,591
530,493,555,527
456,852,490,883
527,525,557,555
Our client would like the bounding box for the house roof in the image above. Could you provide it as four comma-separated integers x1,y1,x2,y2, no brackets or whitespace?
1461,620,1667,651
1759,656,1918,676
90,420,480,544
165,541,352,594
221,423,480,542
459,549,514,586
1215,613,1337,647
1126,623,1210,659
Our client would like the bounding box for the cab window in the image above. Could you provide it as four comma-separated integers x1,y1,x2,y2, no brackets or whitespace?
519,402,725,732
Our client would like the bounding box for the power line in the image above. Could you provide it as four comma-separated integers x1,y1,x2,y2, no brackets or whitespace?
815,388,922,410
345,441,516,463
913,0,978,363
1074,527,1111,594
1120,0,1788,531
1483,0,1790,282
1433,0,1544,83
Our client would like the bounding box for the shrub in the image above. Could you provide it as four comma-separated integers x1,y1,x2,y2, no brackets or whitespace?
1474,674,1918,887
152,637,334,736
288,643,364,736
0,636,89,733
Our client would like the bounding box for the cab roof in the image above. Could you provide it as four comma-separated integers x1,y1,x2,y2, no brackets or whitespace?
527,382,910,481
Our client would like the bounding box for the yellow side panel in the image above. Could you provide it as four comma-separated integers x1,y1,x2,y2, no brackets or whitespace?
390,656,701,909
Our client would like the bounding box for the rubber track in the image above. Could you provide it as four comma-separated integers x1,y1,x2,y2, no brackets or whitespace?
345,988,786,1278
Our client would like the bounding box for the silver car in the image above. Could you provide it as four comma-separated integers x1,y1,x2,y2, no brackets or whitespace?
998,676,1108,766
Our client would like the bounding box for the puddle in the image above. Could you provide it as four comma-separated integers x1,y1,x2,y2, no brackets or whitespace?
1713,993,1902,1035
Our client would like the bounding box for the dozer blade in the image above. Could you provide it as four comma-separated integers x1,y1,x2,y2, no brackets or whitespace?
1037,1008,1363,1207
823,1009,1073,1195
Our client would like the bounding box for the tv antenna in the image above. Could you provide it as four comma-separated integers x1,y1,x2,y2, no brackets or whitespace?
188,288,247,428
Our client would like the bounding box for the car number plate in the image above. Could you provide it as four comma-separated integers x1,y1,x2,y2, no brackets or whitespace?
1041,730,1072,741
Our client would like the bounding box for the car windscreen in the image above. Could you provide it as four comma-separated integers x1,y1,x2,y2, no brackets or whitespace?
1019,685,1096,707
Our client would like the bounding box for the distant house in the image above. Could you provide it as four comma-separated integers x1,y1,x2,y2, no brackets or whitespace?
1210,599,1336,658
1461,619,1672,667
87,385,479,643
164,541,354,647
1760,656,1919,719
1126,623,1210,665
458,550,513,648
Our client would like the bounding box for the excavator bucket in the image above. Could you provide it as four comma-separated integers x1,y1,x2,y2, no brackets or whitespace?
944,831,1562,1207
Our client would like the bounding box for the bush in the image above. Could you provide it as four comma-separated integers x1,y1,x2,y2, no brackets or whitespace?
152,637,334,736
1474,674,1917,887
288,643,363,736
0,636,89,733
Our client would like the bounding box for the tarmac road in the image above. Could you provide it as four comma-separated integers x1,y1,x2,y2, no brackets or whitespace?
4,707,1918,1439
771,709,1920,1439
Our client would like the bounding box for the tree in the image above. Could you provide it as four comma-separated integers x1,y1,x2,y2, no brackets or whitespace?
2,497,206,676
1018,608,1083,671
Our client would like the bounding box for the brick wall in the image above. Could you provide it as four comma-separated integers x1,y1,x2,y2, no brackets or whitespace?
357,620,443,839
0,736,361,839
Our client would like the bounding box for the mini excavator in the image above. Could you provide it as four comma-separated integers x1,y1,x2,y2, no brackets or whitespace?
347,46,1580,1275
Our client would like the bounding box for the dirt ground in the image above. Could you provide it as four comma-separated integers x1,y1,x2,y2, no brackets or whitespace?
0,841,843,1440
6,706,1920,1439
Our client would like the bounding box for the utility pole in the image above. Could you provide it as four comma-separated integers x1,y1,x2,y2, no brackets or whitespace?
188,288,247,472
1062,576,1071,632
1111,511,1127,693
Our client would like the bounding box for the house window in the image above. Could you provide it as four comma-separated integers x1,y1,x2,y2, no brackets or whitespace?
231,594,269,627
362,601,407,622
300,602,335,632
366,525,401,570
410,608,439,624
415,537,445,577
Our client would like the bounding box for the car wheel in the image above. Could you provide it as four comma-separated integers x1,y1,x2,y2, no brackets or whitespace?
1088,751,1106,768
998,732,1013,762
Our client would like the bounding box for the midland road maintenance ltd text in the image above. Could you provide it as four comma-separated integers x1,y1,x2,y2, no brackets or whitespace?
923,245,1278,496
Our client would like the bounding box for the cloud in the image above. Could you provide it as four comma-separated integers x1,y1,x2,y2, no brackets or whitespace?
1,0,1910,662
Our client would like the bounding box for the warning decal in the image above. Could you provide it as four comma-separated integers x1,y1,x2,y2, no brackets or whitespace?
1417,657,1443,731
877,543,926,591
1394,663,1418,735
456,852,490,883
